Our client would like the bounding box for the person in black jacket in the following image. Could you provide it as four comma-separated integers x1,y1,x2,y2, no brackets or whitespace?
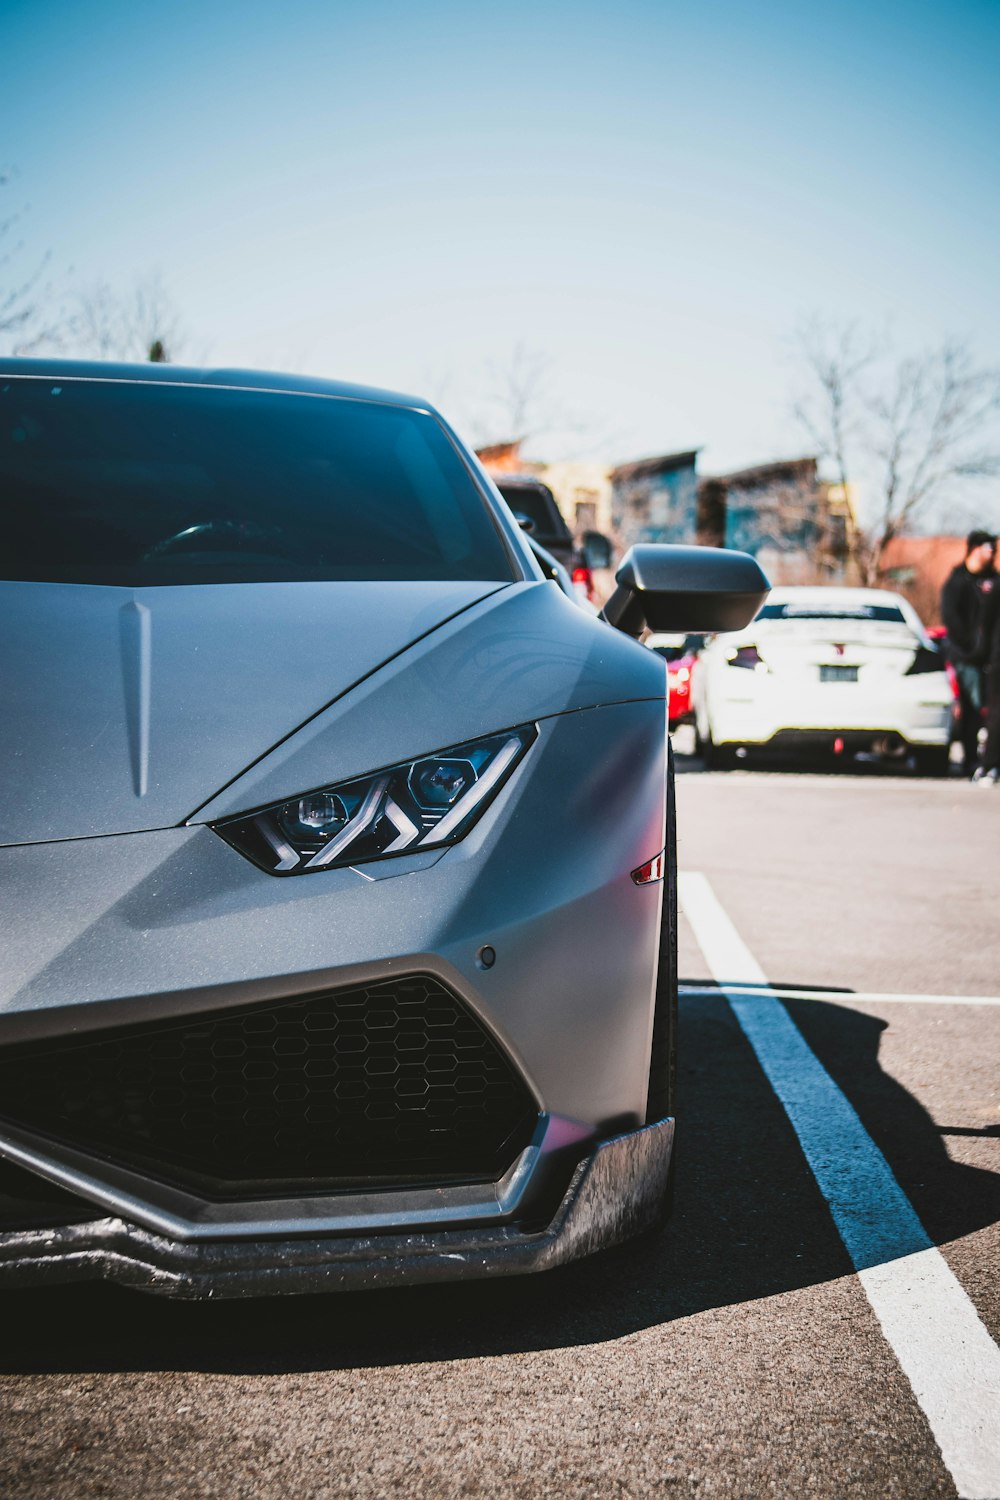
940,530,995,775
974,570,1000,783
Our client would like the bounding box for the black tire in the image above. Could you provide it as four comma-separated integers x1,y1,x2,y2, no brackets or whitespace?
643,740,678,1229
703,729,737,770
646,743,677,1122
913,745,950,777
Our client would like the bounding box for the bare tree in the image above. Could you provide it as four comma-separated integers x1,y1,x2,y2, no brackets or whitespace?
792,318,1000,583
0,169,68,353
480,342,553,444
0,172,183,361
71,273,184,362
464,341,594,453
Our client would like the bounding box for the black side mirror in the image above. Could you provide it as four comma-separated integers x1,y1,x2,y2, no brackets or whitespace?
600,544,770,637
513,512,537,535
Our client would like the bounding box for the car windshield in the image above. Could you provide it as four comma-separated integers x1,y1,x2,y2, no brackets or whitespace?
0,377,514,586
757,602,907,624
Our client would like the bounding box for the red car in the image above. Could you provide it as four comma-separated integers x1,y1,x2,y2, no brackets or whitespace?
926,626,968,764
926,626,962,711
647,632,703,727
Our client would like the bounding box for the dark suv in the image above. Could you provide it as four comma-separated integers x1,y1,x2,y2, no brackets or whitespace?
493,473,605,605
493,476,576,570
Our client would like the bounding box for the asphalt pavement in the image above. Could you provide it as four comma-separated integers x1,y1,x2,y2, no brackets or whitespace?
1,751,997,1499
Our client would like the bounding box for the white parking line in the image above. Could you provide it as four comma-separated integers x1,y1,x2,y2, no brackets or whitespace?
680,984,1000,1007
679,870,1000,1500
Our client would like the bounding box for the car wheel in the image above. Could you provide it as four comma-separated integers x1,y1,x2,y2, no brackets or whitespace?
702,725,736,770
643,740,678,1229
913,745,951,777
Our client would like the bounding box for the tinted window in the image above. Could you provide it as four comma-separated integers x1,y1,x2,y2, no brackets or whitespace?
0,378,514,586
758,603,906,624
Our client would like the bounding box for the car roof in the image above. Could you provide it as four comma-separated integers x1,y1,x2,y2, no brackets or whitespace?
493,474,558,497
764,585,907,608
748,583,928,641
0,358,434,414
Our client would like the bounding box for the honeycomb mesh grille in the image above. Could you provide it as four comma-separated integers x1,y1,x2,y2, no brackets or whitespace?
0,977,537,1199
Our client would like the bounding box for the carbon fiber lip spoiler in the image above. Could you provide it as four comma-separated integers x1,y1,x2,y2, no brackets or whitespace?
0,1119,674,1300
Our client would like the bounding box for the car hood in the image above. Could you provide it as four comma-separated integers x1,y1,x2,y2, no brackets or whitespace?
0,580,504,845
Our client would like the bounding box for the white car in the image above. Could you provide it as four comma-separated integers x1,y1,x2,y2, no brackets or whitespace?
692,585,954,774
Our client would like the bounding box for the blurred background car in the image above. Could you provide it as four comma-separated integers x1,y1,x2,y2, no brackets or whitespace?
493,474,598,606
692,585,954,773
645,632,704,728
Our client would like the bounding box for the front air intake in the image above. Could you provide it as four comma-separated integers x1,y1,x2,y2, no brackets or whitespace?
0,977,537,1200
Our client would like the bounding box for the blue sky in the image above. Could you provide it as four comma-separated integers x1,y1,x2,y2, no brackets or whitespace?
3,0,999,485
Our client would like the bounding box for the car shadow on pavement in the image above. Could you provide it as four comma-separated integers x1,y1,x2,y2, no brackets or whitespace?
1,993,996,1377
782,995,1000,1249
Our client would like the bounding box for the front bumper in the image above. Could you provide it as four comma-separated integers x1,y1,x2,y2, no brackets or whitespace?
0,699,670,1291
0,1118,674,1298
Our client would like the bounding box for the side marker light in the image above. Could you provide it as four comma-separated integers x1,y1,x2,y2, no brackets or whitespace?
631,851,665,885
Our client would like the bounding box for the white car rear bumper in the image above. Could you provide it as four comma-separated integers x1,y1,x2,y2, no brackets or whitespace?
709,681,952,748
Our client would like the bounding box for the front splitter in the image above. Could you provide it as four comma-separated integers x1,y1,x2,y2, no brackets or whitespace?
0,1118,674,1299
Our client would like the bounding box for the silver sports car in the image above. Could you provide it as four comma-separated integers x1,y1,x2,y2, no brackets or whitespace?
0,361,767,1297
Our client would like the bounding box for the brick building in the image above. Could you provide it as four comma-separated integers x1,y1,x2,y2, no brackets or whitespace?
609,450,700,549
699,457,854,584
879,535,967,626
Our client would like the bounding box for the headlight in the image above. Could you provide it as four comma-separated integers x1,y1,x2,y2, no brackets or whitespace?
213,726,536,876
